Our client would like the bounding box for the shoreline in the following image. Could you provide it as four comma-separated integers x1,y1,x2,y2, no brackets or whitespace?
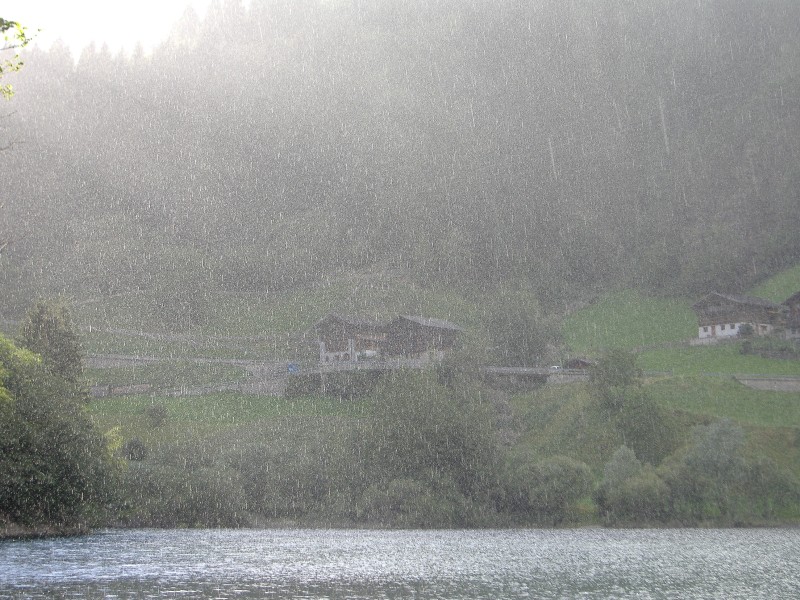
0,523,90,541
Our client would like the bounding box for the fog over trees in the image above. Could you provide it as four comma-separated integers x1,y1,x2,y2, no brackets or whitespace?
2,0,799,315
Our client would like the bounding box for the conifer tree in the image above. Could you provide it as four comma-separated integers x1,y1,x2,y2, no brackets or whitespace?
18,299,83,384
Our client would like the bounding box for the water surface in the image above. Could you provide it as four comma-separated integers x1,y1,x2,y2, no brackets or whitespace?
1,528,799,598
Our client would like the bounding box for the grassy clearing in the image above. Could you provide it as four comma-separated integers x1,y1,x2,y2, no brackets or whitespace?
73,277,483,340
563,289,696,354
645,375,800,476
74,277,484,360
74,289,330,340
197,286,355,336
749,263,800,302
646,376,800,428
82,329,292,361
510,375,800,478
84,361,248,391
75,293,155,331
89,392,369,446
637,344,800,376
509,384,623,472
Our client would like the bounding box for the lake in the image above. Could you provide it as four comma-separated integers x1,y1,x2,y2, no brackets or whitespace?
1,528,799,598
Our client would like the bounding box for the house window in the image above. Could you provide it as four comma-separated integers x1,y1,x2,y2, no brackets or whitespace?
721,324,726,330
702,326,709,333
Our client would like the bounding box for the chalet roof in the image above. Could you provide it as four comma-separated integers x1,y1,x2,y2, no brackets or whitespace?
783,291,800,306
394,315,465,332
692,292,782,311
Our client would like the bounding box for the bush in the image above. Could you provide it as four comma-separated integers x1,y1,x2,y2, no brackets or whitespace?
0,334,116,527
599,454,670,525
226,418,360,522
122,437,147,461
657,419,747,523
590,349,642,410
145,403,168,427
504,453,593,525
742,457,800,520
360,370,500,501
738,336,799,359
591,349,641,390
738,323,754,337
118,459,250,528
17,299,83,383
359,477,467,528
613,389,679,466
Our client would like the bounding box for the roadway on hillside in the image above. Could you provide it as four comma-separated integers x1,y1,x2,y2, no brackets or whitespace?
86,354,800,397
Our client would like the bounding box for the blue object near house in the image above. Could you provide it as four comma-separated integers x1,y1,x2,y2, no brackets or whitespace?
287,363,300,374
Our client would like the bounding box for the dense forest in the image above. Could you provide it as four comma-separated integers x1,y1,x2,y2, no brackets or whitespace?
2,0,799,319
2,2,800,533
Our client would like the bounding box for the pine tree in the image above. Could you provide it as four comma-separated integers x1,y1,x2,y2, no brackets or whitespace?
18,299,83,383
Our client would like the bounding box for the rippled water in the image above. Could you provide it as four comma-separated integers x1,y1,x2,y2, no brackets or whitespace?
1,528,799,598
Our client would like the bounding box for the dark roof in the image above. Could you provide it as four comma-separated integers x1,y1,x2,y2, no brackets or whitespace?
394,315,465,332
692,292,782,310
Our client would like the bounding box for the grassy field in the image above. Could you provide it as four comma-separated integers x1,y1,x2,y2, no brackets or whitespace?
84,361,249,392
508,373,800,477
560,274,800,376
562,289,697,354
637,344,800,376
82,328,296,361
646,375,800,428
90,369,800,474
74,277,485,360
645,375,800,475
89,392,368,447
749,263,800,303
74,277,484,334
509,384,623,472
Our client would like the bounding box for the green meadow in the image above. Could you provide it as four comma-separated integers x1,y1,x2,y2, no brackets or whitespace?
748,263,800,302
562,289,697,354
637,345,800,376
90,392,368,448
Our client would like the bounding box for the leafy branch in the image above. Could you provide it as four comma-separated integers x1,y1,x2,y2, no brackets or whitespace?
1,17,35,100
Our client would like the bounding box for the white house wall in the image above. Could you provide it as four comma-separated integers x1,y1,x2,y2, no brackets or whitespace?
698,322,773,339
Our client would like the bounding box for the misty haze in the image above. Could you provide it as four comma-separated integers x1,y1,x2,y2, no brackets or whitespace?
1,1,800,597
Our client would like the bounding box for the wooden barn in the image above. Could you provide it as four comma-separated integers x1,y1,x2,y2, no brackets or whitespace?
313,313,386,363
691,292,784,340
383,315,464,361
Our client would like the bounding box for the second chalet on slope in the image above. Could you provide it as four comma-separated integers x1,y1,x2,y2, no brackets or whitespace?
691,292,786,340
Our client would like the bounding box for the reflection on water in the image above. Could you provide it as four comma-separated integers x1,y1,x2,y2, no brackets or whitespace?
1,528,799,598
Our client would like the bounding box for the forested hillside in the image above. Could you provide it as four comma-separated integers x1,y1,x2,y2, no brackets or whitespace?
3,0,799,319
